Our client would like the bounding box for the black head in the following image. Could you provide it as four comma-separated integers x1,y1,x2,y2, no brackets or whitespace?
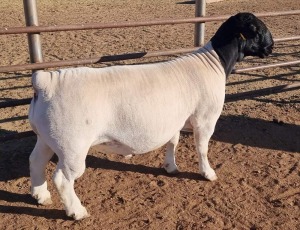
210,12,274,76
211,12,274,61
235,13,274,60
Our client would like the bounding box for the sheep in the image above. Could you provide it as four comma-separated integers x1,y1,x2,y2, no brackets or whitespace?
28,12,274,220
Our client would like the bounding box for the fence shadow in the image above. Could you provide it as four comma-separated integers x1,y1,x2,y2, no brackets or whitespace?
214,115,300,153
0,204,69,220
0,133,35,181
228,69,300,87
177,1,195,4
0,85,31,92
0,190,36,205
0,74,31,81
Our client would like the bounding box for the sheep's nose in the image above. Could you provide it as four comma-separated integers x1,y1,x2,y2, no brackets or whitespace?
264,44,273,55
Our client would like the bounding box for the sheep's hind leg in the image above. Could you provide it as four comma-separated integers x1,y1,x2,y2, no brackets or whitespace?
30,137,54,205
53,148,90,220
163,132,180,174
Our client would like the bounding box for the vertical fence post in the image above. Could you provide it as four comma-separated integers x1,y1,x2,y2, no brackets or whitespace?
194,0,206,47
23,0,43,68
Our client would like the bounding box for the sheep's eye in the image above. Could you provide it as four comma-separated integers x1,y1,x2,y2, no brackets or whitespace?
254,35,260,42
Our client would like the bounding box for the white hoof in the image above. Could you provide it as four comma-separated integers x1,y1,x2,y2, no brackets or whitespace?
164,163,179,174
124,154,133,160
67,206,90,220
38,196,53,205
200,169,218,181
32,189,52,205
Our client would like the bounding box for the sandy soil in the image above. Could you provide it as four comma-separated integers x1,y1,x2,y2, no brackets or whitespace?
0,0,299,229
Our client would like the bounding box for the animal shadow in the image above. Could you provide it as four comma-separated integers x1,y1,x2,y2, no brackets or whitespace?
86,155,205,181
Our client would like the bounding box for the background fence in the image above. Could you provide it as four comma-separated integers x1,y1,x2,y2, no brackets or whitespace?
0,0,299,141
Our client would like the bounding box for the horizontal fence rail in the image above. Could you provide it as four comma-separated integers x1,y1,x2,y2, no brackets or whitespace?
0,47,198,73
0,36,299,73
0,10,299,73
233,60,300,73
1,10,300,35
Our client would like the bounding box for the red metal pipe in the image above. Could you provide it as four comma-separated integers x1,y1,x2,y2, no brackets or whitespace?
194,0,206,47
0,35,299,73
1,10,299,35
274,36,300,42
233,60,300,73
0,47,198,73
23,0,44,69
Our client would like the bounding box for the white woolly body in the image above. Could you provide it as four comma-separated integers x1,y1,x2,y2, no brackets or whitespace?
29,42,225,220
29,42,225,156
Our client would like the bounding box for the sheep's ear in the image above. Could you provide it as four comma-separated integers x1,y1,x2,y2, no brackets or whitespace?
234,13,259,38
249,24,257,33
234,13,255,32
235,13,254,23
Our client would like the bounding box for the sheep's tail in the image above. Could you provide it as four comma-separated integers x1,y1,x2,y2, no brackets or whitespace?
31,70,54,99
29,70,54,134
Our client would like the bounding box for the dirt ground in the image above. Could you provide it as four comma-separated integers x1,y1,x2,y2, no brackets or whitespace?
0,0,299,229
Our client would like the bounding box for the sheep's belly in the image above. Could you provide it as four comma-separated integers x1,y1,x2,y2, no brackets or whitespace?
92,141,139,156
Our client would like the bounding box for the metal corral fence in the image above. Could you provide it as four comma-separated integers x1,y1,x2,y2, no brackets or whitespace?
0,0,300,141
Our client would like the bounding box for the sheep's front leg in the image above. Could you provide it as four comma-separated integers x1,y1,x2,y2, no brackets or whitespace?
193,124,217,181
30,137,54,205
163,132,180,174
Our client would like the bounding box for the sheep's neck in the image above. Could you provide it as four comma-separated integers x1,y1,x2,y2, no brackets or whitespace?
210,38,240,78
